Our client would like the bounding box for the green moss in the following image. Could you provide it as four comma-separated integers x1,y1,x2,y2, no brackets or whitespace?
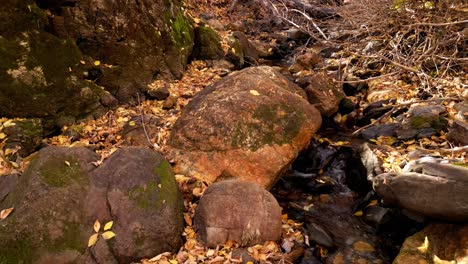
128,159,181,210
39,157,89,187
170,11,193,50
409,116,447,130
231,103,305,151
452,162,468,168
0,231,35,264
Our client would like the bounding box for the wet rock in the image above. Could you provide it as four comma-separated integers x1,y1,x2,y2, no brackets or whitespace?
167,66,321,188
358,143,382,180
194,180,282,247
89,147,184,262
304,72,345,117
0,146,184,263
447,119,468,145
394,223,468,264
0,146,99,264
305,222,334,248
373,170,468,221
191,25,224,60
362,205,392,228
1,118,43,158
147,85,170,101
357,99,397,126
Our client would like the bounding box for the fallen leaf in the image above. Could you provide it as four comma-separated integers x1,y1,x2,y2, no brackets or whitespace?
354,210,363,216
249,90,260,96
104,221,113,231
94,60,101,66
102,231,116,240
65,161,71,167
94,219,101,233
88,233,99,247
0,133,6,140
0,207,14,219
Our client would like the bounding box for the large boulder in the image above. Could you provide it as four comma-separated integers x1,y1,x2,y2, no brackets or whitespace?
0,147,99,264
194,180,282,247
393,223,468,264
0,0,104,121
0,0,194,121
88,147,184,262
167,66,322,189
373,167,468,221
53,0,194,103
0,146,184,263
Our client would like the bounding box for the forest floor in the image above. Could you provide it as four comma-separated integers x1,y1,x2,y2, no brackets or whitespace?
1,0,466,263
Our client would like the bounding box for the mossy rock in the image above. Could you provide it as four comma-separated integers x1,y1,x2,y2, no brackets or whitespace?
90,147,184,261
0,0,103,120
192,25,224,60
0,146,99,263
167,66,322,188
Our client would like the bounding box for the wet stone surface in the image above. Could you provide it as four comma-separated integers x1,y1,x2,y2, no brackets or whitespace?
271,139,424,263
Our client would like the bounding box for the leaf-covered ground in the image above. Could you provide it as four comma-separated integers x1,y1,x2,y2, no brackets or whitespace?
0,0,466,263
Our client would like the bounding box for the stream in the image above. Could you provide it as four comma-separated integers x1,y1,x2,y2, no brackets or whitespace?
271,136,424,263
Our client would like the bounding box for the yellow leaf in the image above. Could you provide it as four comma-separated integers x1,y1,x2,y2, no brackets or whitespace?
0,133,6,140
65,161,71,167
129,121,136,126
0,207,14,219
94,60,101,66
247,262,254,264
88,233,99,247
249,90,260,96
367,200,378,207
80,60,86,64
102,231,116,240
10,162,18,168
168,260,178,264
354,210,363,216
94,219,101,233
193,17,201,24
104,221,113,231
417,236,429,253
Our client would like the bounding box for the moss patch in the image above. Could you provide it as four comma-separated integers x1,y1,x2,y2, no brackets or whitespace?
231,103,306,151
409,116,447,130
39,157,89,187
128,159,181,210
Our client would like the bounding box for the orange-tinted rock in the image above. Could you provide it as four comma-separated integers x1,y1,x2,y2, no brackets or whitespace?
167,66,322,189
394,223,468,264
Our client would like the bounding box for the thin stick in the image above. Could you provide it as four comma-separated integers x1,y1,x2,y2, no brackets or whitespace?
336,72,398,84
136,93,153,147
407,20,468,27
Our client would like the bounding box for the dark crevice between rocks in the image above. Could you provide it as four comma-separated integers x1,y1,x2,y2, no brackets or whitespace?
272,139,424,263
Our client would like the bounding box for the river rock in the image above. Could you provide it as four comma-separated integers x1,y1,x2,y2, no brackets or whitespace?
393,223,468,264
194,180,282,247
0,146,99,264
88,147,184,262
226,32,269,67
0,146,184,263
372,170,468,221
167,66,322,188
